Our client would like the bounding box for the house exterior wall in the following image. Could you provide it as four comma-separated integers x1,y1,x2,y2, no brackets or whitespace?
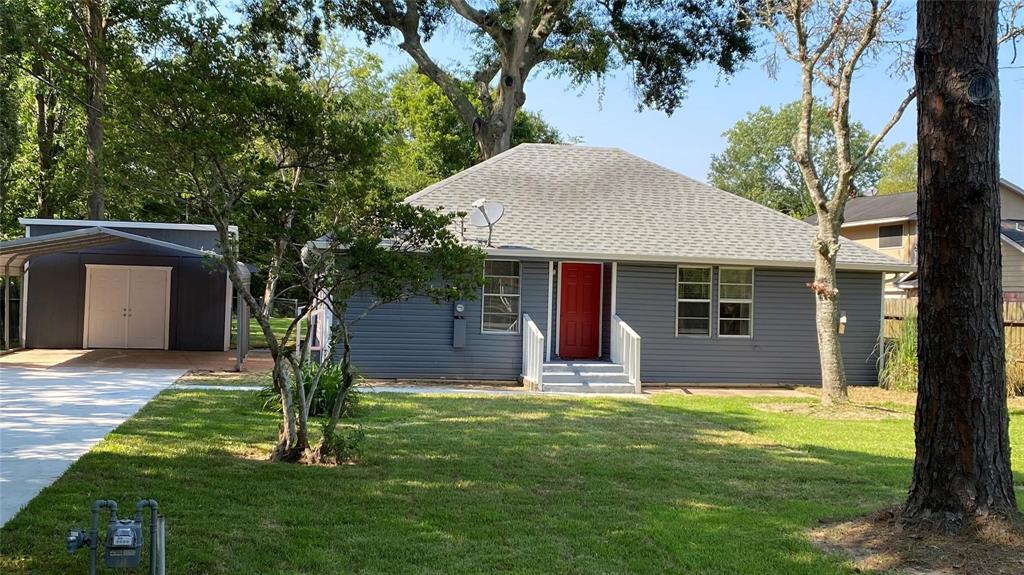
615,265,882,385
1000,184,1024,219
341,260,550,380
340,258,883,386
842,221,917,263
24,241,228,350
1002,242,1024,295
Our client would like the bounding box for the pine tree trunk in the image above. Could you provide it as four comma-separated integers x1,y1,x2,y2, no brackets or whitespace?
903,0,1017,531
813,227,849,405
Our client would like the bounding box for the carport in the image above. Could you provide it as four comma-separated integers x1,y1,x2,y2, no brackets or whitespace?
0,222,252,370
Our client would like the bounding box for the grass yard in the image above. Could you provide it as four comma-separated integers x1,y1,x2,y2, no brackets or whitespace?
2,388,1022,574
231,316,307,349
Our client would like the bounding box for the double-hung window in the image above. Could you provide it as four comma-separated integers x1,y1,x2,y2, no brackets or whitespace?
677,267,712,336
482,260,521,333
719,268,753,337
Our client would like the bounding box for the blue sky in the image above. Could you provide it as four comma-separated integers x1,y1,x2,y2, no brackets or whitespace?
345,9,1024,187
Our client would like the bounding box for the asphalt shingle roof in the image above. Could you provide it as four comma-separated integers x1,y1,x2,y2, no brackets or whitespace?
805,192,918,226
1001,220,1024,248
407,144,908,271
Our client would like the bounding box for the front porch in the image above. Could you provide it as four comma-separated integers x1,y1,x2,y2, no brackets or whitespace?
517,260,642,394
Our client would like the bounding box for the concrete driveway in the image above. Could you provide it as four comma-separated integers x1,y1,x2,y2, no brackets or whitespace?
0,365,184,526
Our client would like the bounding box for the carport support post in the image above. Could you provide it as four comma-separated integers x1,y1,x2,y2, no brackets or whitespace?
3,274,10,351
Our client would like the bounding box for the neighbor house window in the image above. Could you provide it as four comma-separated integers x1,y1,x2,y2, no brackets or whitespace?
482,260,521,333
719,268,753,337
677,266,711,336
878,224,904,248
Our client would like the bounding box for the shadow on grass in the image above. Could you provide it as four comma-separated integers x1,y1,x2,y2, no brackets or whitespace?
0,390,976,575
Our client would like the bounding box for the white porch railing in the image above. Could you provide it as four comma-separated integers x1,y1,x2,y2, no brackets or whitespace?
521,314,545,389
611,314,642,393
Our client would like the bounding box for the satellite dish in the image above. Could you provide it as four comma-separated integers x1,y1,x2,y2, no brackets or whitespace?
468,199,504,247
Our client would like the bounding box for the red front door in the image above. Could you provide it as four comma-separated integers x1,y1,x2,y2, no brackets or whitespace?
558,263,602,359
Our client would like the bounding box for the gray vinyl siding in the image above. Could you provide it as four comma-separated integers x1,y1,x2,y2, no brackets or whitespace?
341,260,550,380
615,264,882,385
24,241,228,350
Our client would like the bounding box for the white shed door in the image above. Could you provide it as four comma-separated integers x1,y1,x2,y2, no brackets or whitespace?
85,266,170,350
85,267,130,348
126,268,170,349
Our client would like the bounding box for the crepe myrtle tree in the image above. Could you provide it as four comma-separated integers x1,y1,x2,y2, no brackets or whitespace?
217,202,484,463
755,0,1023,406
123,12,484,461
299,205,485,462
247,0,757,160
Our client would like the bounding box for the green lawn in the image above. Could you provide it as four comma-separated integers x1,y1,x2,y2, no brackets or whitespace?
231,316,307,349
2,390,1021,574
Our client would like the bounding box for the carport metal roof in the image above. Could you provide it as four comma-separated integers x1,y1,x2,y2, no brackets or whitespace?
0,226,215,276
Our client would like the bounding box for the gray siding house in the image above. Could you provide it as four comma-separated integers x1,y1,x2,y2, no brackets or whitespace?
336,144,910,392
3,220,239,352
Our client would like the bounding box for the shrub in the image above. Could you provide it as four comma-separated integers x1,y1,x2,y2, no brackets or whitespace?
316,422,365,463
259,362,361,417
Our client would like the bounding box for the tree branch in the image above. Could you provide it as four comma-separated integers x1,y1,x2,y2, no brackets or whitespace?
853,87,915,172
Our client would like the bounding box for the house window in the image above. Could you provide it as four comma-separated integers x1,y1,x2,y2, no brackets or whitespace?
677,266,711,336
482,260,521,333
719,268,753,337
878,224,904,248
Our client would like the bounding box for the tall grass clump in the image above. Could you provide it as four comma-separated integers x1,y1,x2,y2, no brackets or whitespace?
878,313,918,391
1006,343,1024,396
880,313,1024,396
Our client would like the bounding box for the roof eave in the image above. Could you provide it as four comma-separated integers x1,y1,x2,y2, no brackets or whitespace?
482,247,914,273
841,216,916,228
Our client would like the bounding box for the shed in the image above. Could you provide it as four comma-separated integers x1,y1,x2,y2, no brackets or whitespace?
0,219,250,362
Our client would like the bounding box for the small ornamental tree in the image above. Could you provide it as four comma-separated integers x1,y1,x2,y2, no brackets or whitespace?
129,12,484,462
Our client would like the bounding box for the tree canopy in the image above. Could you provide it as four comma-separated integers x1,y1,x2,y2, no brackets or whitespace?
708,100,881,219
387,68,564,193
246,0,755,159
876,142,917,195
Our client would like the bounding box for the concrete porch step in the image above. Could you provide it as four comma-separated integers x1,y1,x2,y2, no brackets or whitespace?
539,361,635,393
543,361,626,375
542,371,630,384
539,381,637,394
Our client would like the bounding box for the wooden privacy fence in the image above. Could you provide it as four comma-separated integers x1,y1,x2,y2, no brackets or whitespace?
884,298,1024,347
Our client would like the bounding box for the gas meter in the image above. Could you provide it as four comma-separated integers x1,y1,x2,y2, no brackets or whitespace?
104,516,143,568
66,499,166,575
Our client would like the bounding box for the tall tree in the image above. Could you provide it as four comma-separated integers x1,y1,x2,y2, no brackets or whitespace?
903,0,1018,531
388,68,564,194
257,0,755,160
76,0,109,219
757,0,915,405
708,100,880,219
875,142,916,195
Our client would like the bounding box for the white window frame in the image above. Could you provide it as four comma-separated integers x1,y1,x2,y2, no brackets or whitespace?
675,265,712,337
718,267,754,339
481,259,522,334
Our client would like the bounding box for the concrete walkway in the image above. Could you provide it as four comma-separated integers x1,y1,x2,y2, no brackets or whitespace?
0,366,184,526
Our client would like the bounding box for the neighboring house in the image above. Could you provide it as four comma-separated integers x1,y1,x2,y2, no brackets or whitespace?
0,220,250,356
805,180,1024,299
331,144,909,392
